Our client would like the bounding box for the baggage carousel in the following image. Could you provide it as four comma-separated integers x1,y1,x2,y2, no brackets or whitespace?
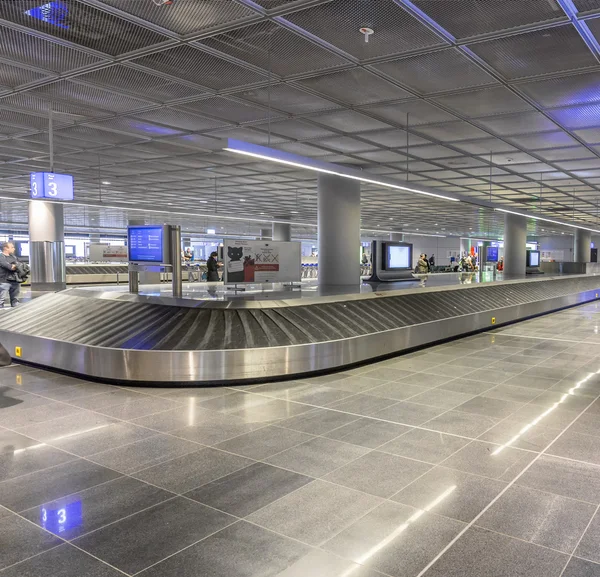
0,273,599,384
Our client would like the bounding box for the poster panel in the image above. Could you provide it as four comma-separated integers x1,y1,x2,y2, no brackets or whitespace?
224,240,301,284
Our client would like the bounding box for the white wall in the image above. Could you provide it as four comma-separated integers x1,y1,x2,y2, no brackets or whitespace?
403,235,461,267
538,235,574,262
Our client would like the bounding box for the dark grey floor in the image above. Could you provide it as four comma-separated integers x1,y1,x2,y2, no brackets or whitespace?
2,303,600,576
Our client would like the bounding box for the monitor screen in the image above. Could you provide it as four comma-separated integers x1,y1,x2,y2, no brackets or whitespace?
128,226,164,262
65,245,75,255
529,250,540,267
15,242,29,258
486,246,498,262
387,245,411,270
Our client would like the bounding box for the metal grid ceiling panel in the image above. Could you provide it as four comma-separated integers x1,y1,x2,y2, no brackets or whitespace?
98,0,257,36
433,86,533,117
585,17,600,44
232,84,338,114
198,21,348,76
251,0,333,9
362,100,457,125
254,119,335,140
573,0,600,13
132,45,267,89
0,25,106,72
415,121,492,142
179,96,277,123
133,108,229,132
0,62,49,89
0,93,107,120
284,0,446,60
0,1,170,56
517,71,600,108
0,109,66,131
413,0,566,39
89,117,184,138
547,104,600,129
76,65,207,102
372,48,496,94
308,109,390,132
507,131,579,150
295,68,412,105
475,111,560,136
29,81,154,113
467,25,598,80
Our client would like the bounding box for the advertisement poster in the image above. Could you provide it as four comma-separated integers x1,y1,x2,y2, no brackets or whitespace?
89,243,128,262
226,240,280,283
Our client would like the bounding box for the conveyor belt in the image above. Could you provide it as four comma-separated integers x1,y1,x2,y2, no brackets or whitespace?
0,275,599,383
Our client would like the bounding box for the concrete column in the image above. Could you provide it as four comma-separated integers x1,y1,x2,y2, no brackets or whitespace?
318,174,360,286
260,228,271,240
272,222,291,242
574,229,591,262
389,233,403,242
29,200,66,291
503,212,527,276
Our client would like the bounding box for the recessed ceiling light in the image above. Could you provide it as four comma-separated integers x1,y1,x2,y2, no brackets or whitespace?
102,181,110,185
199,200,208,204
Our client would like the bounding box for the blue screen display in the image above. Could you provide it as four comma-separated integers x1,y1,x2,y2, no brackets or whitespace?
40,500,82,535
486,246,499,262
128,226,164,262
25,2,69,29
30,172,74,200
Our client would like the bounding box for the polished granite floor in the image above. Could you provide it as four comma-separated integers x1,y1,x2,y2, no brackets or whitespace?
3,304,600,576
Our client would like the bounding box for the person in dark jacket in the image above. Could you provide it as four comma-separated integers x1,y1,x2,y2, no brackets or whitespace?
206,251,220,282
0,242,20,308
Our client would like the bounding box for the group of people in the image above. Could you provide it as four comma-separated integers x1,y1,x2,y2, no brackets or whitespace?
415,253,435,274
182,249,221,282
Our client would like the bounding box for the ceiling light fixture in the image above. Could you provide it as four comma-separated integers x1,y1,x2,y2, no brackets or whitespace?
223,139,459,203
495,208,600,234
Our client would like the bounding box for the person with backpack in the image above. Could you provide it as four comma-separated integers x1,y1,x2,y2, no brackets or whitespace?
0,242,21,308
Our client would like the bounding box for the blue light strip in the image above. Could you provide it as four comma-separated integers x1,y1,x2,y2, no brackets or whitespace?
391,0,457,43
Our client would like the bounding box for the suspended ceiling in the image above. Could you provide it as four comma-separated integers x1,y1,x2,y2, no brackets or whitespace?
0,0,600,239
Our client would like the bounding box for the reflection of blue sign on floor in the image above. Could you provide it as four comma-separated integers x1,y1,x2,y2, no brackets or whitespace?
40,501,82,535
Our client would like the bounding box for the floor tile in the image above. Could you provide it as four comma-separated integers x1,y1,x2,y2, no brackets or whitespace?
136,521,311,577
517,455,600,503
276,548,384,577
441,441,537,481
373,402,447,426
133,447,253,493
230,398,312,423
477,485,596,553
72,497,235,575
379,429,470,464
562,557,600,577
482,384,546,403
168,418,264,446
398,373,453,388
13,412,116,442
276,408,360,435
576,511,600,563
0,514,62,571
215,425,313,460
423,526,567,577
324,450,431,498
186,462,312,517
0,458,122,512
264,436,370,477
548,430,600,465
21,476,173,540
247,480,382,546
509,404,581,430
327,375,389,393
67,389,154,410
30,382,114,402
571,412,600,437
392,465,507,523
87,433,201,474
0,388,53,413
459,368,521,385
0,402,84,429
96,396,184,420
478,417,561,452
454,396,523,419
530,391,593,412
328,394,397,417
0,543,124,577
0,439,74,482
323,501,465,577
406,388,475,410
252,383,353,406
323,417,412,448
160,387,235,403
424,410,499,438
366,381,430,401
503,374,559,390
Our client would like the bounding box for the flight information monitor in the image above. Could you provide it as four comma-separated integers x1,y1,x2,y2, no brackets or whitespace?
528,250,540,267
486,246,499,262
30,172,74,200
128,226,166,263
385,244,411,270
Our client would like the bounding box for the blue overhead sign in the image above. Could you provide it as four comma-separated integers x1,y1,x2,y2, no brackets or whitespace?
24,2,69,29
30,172,74,200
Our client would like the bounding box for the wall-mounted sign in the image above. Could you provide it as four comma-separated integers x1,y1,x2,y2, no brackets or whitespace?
30,172,74,200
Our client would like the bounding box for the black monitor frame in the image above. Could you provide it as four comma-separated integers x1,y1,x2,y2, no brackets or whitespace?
382,242,413,271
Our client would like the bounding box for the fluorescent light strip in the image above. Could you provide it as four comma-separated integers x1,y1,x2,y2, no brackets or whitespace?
495,208,600,234
223,145,459,203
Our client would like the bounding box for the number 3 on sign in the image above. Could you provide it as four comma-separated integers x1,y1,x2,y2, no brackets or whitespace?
31,181,38,197
47,181,58,196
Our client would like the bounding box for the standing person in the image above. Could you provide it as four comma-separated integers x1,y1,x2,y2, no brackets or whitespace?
206,251,220,282
415,253,429,286
423,254,431,272
429,254,435,268
0,242,20,308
